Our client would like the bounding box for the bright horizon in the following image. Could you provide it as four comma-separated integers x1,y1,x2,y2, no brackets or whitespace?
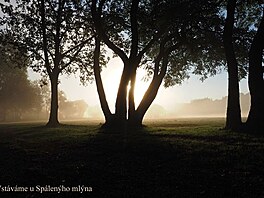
28,56,249,115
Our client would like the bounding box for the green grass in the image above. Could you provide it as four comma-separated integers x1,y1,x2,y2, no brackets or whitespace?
0,118,264,197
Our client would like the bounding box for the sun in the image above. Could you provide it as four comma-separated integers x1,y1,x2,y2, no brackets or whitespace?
102,58,150,111
133,68,149,106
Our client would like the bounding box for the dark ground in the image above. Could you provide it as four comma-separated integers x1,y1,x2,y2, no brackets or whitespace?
0,118,264,197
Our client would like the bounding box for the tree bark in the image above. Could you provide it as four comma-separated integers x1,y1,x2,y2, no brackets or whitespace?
46,72,60,127
246,12,264,131
223,0,242,131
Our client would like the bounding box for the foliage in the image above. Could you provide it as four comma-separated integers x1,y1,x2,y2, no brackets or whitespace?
1,0,96,125
94,0,237,86
0,0,94,80
232,1,263,80
90,0,238,125
0,35,89,122
0,49,42,121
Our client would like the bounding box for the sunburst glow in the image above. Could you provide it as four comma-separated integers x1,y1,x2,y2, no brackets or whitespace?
102,58,150,111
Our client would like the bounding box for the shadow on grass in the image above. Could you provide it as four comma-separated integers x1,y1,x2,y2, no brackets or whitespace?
0,122,264,197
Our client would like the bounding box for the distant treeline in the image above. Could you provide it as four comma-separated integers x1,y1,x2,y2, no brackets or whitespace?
164,93,250,118
0,64,88,122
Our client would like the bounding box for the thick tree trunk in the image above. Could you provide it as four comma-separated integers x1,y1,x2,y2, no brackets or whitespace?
92,0,141,129
246,13,264,132
223,0,242,131
46,72,60,127
115,64,131,123
97,64,131,129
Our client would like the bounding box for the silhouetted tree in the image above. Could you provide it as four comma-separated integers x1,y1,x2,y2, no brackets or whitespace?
246,6,264,131
223,0,242,130
222,1,263,132
1,0,94,126
92,0,226,128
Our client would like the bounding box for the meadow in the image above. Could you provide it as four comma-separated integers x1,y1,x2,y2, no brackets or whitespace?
0,118,264,197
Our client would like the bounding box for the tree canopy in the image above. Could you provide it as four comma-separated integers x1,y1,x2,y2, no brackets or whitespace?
91,0,233,127
1,0,94,126
0,42,42,121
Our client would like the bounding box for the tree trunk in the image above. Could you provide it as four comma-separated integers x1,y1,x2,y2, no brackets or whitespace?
115,64,131,124
128,67,137,120
93,37,112,124
246,13,264,132
132,75,164,127
46,72,60,127
223,0,242,131
129,54,168,127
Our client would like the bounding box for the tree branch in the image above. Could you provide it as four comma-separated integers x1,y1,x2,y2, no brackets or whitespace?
62,35,94,57
39,0,51,75
91,0,129,62
130,0,140,58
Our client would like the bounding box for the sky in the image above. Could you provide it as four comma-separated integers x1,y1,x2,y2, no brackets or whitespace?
28,56,249,113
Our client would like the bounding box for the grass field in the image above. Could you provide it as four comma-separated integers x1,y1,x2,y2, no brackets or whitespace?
0,118,264,197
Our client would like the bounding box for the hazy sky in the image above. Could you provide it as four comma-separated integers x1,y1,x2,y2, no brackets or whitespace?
29,56,249,112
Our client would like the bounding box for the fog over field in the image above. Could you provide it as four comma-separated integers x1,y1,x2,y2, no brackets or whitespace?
0,61,250,122
0,65,250,122
85,93,250,120
22,64,250,122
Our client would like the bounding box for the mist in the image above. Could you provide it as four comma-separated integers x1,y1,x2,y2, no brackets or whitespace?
0,59,249,122
82,93,250,120
149,93,250,119
1,89,250,122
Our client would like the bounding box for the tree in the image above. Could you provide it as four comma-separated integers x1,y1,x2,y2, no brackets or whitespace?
0,44,42,121
223,0,242,130
246,5,264,131
36,84,89,120
59,98,88,119
92,0,226,128
1,0,94,126
221,1,263,132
